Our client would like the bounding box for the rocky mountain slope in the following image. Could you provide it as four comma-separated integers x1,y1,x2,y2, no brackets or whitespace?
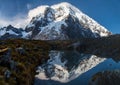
25,2,111,40
0,2,111,40
0,25,30,40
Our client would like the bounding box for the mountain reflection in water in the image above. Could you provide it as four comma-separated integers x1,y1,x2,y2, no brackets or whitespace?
35,50,120,85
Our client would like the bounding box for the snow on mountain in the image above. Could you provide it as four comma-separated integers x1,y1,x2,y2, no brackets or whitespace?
35,51,106,83
25,2,111,40
0,2,111,40
0,26,18,36
0,25,29,40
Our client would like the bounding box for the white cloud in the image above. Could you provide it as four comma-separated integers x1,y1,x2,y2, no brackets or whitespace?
0,20,9,27
0,5,49,28
27,3,32,10
0,12,30,28
0,16,29,29
0,11,9,27
28,5,49,20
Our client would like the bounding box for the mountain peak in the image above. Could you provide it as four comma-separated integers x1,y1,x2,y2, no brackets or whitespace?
7,25,14,28
0,2,111,40
52,2,82,13
25,2,111,40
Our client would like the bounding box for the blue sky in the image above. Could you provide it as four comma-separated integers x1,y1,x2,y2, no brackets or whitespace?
0,0,120,33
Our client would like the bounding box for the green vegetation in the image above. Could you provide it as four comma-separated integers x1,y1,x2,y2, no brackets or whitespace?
0,39,51,85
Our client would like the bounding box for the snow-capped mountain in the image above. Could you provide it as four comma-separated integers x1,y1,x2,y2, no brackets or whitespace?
0,2,111,40
0,25,31,40
0,25,23,40
25,2,111,40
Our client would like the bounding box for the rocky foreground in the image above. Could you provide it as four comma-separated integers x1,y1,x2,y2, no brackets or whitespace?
0,39,51,85
89,70,120,85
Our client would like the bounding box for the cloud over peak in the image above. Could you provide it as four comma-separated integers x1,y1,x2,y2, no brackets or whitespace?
0,5,50,28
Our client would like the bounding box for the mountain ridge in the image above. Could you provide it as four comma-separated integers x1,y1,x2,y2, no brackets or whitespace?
0,2,111,40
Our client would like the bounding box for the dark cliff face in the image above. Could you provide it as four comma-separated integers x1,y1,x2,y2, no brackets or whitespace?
25,7,55,39
63,15,98,39
25,16,48,38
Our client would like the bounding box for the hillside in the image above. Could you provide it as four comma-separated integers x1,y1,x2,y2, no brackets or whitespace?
82,34,120,61
0,39,51,85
